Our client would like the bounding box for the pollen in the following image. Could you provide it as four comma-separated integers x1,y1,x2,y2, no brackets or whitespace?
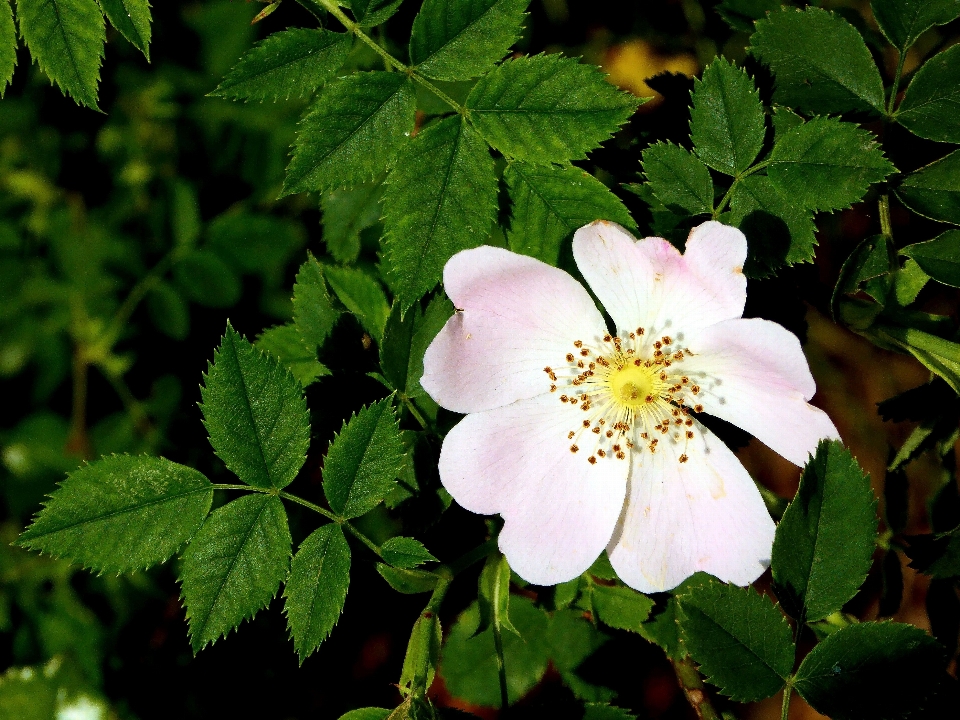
570,445,579,453
679,454,688,463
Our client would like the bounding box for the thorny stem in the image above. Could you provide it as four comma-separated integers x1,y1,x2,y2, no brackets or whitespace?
672,656,722,720
315,0,466,114
780,683,794,720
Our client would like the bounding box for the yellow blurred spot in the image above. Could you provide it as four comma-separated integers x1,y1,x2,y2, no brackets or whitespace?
603,40,699,98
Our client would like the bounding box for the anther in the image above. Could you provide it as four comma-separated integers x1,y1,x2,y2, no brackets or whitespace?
636,327,645,335
560,395,568,402
662,336,672,345
580,349,589,356
550,384,557,392
686,431,694,439
598,449,606,458
694,404,704,413
692,385,700,394
570,445,579,453
583,420,590,428
566,353,575,362
588,456,597,465
679,454,688,463
568,431,575,439
616,451,626,460
603,334,612,343
574,340,583,348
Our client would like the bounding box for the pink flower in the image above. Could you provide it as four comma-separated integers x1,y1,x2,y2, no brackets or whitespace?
422,221,839,592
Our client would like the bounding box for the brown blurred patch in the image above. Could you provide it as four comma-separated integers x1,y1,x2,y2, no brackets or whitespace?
602,40,699,98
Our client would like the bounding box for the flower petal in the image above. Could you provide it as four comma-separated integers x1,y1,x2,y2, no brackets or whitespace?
422,246,607,414
572,220,747,338
439,392,628,585
682,318,839,466
607,425,775,592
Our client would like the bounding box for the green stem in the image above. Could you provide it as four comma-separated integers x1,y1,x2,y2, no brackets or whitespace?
410,74,466,115
879,193,893,239
780,683,793,720
104,248,184,348
887,50,907,117
278,489,339,521
492,616,509,711
401,395,430,431
672,656,721,720
713,160,771,218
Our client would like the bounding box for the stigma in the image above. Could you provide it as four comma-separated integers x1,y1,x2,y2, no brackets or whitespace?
544,329,702,466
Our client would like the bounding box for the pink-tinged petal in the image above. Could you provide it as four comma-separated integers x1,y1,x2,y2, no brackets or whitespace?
422,246,607,414
608,426,775,593
439,393,628,585
682,318,840,466
572,220,747,338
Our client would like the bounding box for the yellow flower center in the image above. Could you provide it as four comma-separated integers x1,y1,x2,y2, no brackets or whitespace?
609,364,658,408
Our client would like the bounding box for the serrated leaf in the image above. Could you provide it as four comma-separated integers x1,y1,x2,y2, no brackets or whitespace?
147,281,189,341
293,254,340,352
504,161,635,265
771,440,878,622
591,584,654,632
211,29,350,102
749,7,885,115
201,324,311,490
476,554,518,637
715,0,780,32
897,44,960,144
17,455,212,573
728,174,817,276
383,115,497,308
283,524,351,662
180,494,291,651
641,142,713,215
401,610,442,694
901,230,960,288
321,181,383,264
173,249,241,308
546,608,612,702
381,536,436,569
793,621,946,720
874,324,960,394
895,149,960,226
377,563,440,593
323,396,405,519
872,0,960,53
100,0,151,60
676,578,794,702
639,596,684,661
582,704,636,720
409,0,528,81
283,72,416,196
767,117,895,212
380,295,450,398
325,265,390,341
690,58,765,176
466,54,640,164
348,0,403,27
256,323,330,387
1,0,17,96
16,0,105,109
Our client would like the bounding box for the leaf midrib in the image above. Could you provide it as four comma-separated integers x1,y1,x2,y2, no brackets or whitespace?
416,0,509,69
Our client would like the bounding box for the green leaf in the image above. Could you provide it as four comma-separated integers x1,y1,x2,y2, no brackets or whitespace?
100,0,151,60
546,609,612,702
638,597,684,661
383,116,497,308
381,537,437,569
206,212,305,275
591,584,654,632
325,265,390,341
504,161,635,266
380,294,454,401
18,455,212,573
767,117,895,212
897,44,960,144
466,54,640,164
749,7,885,115
323,396,405,519
641,142,713,216
377,563,440,594
895,149,960,226
147,281,189,341
582,704,636,720
907,526,960,578
293,254,340,351
170,179,200,248
715,0,781,32
321,182,383,264
283,72,416,196
409,0,528,81
690,58,765,176
173,250,241,308
256,323,330,388
1,0,18,96
339,710,391,720
201,324,311,490
874,324,960,394
771,440,878,622
728,174,817,276
476,554,518,637
347,0,403,27
793,621,946,720
400,610,443,695
901,230,960,288
211,29,351,102
440,596,550,706
283,524,351,662
181,494,292,651
15,0,105,109
676,578,794,702
872,0,960,53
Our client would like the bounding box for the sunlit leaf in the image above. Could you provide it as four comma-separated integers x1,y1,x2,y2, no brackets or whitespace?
256,323,330,387
381,536,437,569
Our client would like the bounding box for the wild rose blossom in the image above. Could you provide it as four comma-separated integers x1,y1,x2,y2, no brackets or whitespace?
421,220,839,592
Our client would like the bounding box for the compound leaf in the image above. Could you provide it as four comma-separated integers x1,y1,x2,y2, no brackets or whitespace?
641,142,713,215
256,323,330,388
591,584,654,632
466,54,640,163
321,182,383,264
100,0,151,60
18,455,212,573
293,254,340,351
283,524,351,663
872,0,960,52
347,0,403,27
901,230,960,288
896,149,960,226
201,324,311,490
211,28,351,102
1,0,16,97
897,44,960,144
181,494,291,651
325,265,390,341
383,115,497,309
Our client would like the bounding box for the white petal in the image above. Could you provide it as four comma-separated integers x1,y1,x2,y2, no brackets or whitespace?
438,393,628,585
422,246,607,414
572,220,747,338
682,318,840,466
607,425,775,593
